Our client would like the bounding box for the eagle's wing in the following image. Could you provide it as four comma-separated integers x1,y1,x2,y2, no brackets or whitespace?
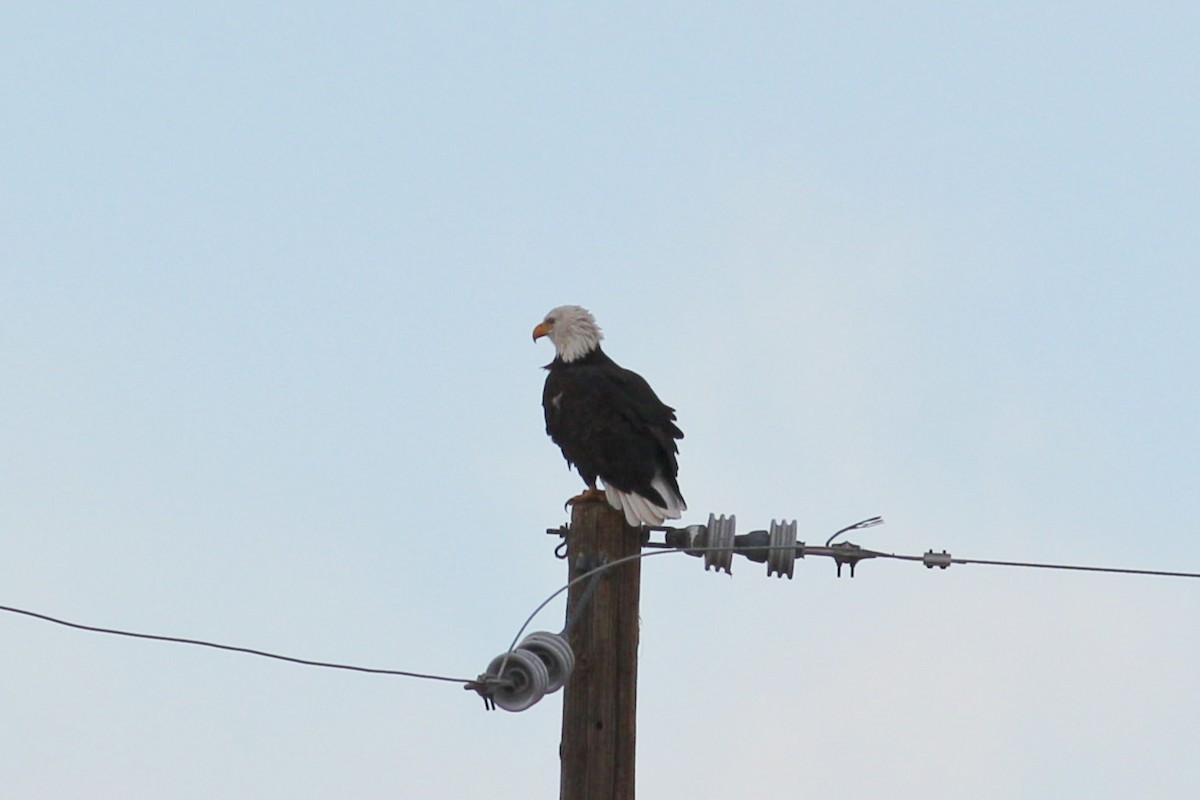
544,361,683,506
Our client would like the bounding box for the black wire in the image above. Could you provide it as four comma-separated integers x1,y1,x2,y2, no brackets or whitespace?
0,604,472,684
562,568,605,637
947,557,1200,580
830,550,1200,579
5,543,1197,691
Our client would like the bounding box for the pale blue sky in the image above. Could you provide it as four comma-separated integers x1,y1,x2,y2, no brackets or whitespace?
3,4,1199,798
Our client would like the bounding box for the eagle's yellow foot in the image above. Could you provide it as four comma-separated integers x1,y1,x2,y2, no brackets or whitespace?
565,488,607,509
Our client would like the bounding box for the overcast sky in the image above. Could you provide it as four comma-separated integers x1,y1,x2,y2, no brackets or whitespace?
3,3,1199,798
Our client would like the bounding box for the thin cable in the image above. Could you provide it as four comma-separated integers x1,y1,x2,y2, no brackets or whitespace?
8,541,1197,692
803,548,1200,579
511,542,1200,652
506,548,683,653
946,556,1200,580
825,516,884,547
509,537,1200,652
506,542,792,650
562,569,604,637
0,604,473,684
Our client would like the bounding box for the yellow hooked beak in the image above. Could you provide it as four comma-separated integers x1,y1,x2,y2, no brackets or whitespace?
532,321,552,342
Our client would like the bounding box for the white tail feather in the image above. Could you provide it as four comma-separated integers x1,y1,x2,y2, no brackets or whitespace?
601,471,686,527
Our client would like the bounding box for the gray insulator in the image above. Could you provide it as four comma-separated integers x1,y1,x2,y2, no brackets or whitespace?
767,519,798,579
518,631,575,694
486,648,550,712
704,513,736,575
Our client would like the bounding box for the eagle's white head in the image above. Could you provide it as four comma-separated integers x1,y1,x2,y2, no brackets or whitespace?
532,305,604,363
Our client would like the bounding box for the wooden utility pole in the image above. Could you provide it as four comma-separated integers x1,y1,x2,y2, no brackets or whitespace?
559,500,641,800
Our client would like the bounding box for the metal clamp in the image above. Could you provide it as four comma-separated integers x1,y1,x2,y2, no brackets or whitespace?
923,550,953,569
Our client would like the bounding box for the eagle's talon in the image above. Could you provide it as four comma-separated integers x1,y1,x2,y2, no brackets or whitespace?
565,488,607,509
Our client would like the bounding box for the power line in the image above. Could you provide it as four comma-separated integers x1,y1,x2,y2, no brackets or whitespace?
567,516,1200,583
7,523,1199,696
920,554,1200,580
0,603,473,684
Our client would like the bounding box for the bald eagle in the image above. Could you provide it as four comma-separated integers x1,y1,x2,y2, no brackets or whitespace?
533,305,686,527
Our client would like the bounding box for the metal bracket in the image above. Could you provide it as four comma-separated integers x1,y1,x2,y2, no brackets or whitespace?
829,542,876,577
